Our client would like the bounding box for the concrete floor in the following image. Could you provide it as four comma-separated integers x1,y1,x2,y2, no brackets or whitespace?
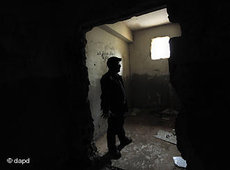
95,109,185,170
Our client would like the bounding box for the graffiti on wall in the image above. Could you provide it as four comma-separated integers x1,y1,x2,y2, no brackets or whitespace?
97,51,115,62
97,51,115,63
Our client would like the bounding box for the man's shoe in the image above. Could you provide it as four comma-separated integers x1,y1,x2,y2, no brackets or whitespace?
118,137,132,150
109,150,121,160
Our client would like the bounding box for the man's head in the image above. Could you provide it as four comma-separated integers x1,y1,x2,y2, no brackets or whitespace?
107,56,122,73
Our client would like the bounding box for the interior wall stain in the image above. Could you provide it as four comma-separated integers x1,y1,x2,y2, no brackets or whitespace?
130,73,180,111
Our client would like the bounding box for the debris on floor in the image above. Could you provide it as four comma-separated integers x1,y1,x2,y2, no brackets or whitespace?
154,129,177,145
173,156,187,168
102,165,125,170
161,108,179,115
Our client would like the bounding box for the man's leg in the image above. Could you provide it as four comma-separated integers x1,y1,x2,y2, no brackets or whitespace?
107,117,121,159
117,116,132,150
117,116,126,142
107,117,116,152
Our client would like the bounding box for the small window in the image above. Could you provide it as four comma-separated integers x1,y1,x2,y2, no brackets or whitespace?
151,36,170,60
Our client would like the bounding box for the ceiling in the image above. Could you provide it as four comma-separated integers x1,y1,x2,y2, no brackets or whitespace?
122,8,170,31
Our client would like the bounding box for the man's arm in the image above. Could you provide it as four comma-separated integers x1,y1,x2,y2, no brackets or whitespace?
118,75,128,112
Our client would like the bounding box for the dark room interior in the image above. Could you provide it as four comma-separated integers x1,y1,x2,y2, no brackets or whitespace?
1,0,230,170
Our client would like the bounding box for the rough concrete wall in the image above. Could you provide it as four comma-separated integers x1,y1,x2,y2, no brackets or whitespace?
0,4,97,170
168,1,230,169
86,27,130,139
129,23,181,110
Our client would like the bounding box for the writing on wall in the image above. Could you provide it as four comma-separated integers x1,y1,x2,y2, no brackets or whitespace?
97,51,115,62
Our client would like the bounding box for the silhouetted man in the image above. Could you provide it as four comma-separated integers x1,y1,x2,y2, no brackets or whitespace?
100,56,132,159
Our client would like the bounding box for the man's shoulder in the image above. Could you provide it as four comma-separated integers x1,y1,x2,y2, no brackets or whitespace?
117,74,122,79
101,72,111,82
101,72,109,79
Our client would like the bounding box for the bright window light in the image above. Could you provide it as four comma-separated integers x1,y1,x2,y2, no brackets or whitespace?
151,36,170,60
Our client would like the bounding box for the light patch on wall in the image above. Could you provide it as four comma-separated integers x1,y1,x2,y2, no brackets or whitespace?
151,36,170,60
119,59,123,76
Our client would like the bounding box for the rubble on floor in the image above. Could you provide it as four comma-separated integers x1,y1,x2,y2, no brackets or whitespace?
154,129,177,145
173,156,187,168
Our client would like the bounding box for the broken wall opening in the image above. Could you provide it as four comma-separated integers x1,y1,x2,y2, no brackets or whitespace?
85,8,182,140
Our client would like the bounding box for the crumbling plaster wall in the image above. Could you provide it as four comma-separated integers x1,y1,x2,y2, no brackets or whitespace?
86,26,130,139
168,1,230,169
129,23,181,110
1,3,97,170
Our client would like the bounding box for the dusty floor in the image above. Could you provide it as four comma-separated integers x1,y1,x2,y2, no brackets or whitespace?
95,109,185,170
